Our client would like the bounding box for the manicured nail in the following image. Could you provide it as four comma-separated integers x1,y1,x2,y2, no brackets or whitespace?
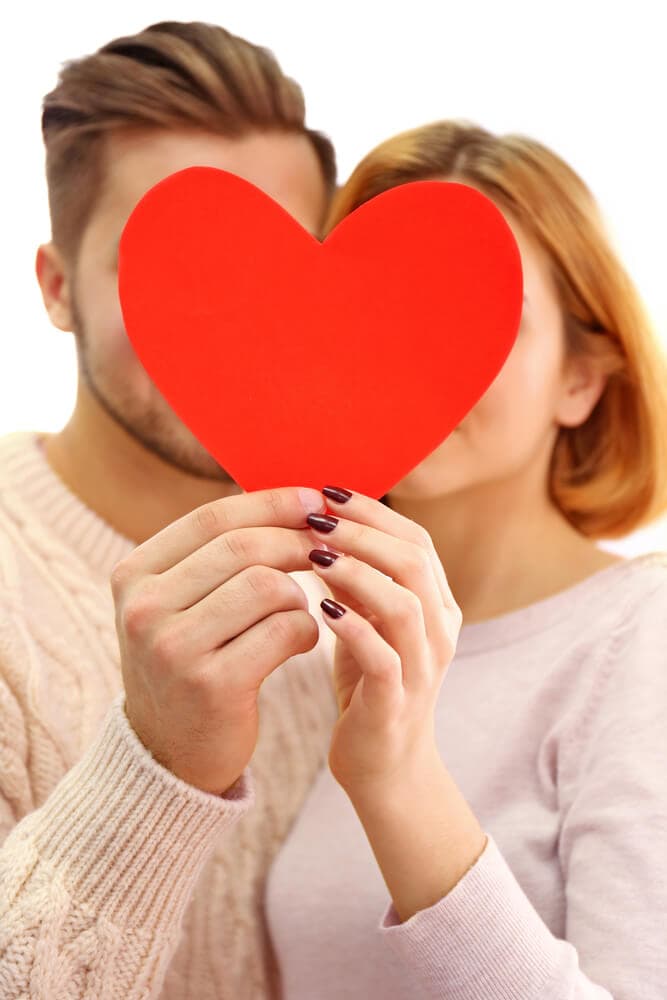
309,549,339,567
323,486,353,504
307,513,339,533
321,598,346,619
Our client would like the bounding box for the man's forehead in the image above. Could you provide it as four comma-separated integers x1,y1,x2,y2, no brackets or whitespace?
97,127,327,230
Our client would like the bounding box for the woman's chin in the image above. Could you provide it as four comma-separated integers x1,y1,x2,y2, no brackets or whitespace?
389,438,470,501
389,470,466,504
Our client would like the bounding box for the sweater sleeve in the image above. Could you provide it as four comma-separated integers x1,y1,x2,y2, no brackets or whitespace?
377,581,667,1000
0,693,254,1000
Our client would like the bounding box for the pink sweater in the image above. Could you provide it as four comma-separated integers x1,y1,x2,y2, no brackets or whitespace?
1,431,666,998
267,554,667,999
0,432,337,999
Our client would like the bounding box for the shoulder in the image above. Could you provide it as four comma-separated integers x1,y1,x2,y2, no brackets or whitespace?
598,553,667,643
566,554,667,740
0,432,52,577
547,553,667,654
528,554,667,749
563,552,667,694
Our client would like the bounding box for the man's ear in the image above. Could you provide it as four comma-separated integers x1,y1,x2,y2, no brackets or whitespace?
35,243,74,332
556,352,607,428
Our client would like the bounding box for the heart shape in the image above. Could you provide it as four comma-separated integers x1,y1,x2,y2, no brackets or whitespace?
118,167,522,497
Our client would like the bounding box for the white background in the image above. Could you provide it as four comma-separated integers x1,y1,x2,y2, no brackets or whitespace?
2,1,666,550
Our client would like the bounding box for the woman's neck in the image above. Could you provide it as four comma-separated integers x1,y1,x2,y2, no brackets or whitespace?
389,477,620,623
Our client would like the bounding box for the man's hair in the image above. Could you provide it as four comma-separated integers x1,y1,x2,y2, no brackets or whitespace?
42,21,337,257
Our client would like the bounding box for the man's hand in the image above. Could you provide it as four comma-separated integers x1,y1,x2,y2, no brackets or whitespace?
111,487,326,794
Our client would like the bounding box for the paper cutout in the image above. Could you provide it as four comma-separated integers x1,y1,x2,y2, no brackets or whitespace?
118,167,522,497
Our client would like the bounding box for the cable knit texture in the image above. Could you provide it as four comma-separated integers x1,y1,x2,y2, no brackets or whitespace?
0,431,338,999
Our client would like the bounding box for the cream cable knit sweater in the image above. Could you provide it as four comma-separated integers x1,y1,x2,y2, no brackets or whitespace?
0,431,338,999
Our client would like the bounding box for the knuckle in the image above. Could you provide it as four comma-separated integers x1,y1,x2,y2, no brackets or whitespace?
436,637,457,671
435,609,462,664
110,557,133,597
181,661,214,699
410,524,433,552
244,565,284,601
349,520,366,544
121,584,161,638
341,520,366,549
221,529,254,565
373,652,401,681
404,543,431,578
449,609,464,646
266,488,286,523
151,621,186,668
267,610,317,651
265,611,294,646
193,501,226,541
343,557,370,592
394,590,423,627
344,613,368,642
294,611,320,649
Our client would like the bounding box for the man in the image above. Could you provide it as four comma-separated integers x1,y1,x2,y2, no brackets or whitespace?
0,21,338,999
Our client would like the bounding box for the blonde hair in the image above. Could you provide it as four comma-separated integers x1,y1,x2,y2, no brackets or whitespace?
42,21,336,258
328,122,667,538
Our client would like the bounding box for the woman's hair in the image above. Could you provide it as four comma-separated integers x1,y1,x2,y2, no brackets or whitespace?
328,121,667,538
42,20,337,259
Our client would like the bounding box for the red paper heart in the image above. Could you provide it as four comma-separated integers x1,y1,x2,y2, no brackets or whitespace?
118,167,522,497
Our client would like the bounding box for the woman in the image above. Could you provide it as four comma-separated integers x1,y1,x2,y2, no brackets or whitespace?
266,123,667,998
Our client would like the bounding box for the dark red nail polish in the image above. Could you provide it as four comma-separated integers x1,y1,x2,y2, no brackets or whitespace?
323,486,353,504
307,513,339,533
321,598,346,619
309,549,339,567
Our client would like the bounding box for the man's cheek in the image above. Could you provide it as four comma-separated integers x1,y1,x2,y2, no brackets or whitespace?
87,318,145,384
106,318,141,364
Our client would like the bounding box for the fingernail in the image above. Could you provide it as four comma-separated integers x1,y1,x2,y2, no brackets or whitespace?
323,486,353,504
298,488,327,514
321,598,346,619
307,513,339,533
309,549,339,567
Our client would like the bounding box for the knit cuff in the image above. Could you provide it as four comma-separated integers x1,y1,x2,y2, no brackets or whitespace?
22,695,254,936
380,834,571,999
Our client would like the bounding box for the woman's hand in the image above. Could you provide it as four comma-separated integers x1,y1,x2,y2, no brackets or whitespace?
306,486,462,798
307,486,486,922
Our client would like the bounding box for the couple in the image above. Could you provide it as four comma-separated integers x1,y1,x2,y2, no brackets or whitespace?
1,19,666,1000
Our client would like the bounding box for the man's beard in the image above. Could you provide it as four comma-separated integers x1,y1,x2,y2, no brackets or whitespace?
72,305,235,484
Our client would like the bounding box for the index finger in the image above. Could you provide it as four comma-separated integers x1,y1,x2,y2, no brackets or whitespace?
122,487,326,576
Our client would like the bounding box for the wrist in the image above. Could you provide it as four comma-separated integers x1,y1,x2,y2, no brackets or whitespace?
343,745,449,816
344,751,487,922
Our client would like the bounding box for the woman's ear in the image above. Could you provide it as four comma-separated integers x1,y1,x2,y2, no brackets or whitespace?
35,243,74,332
556,352,607,428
